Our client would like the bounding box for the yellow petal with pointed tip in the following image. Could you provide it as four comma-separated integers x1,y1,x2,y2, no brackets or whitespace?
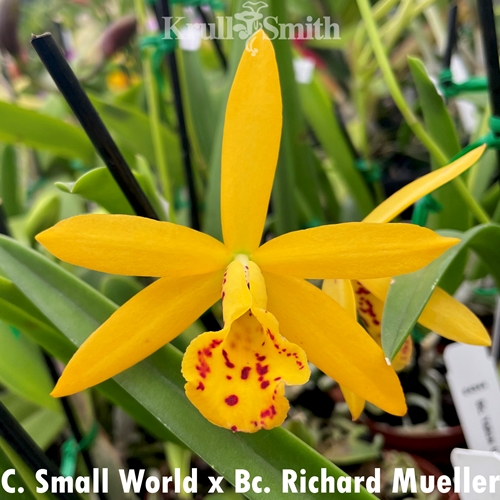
341,387,365,421
37,215,232,278
322,279,366,420
51,271,224,397
252,223,459,279
221,30,282,254
419,287,491,346
359,278,491,346
264,273,407,416
364,146,486,223
182,310,309,433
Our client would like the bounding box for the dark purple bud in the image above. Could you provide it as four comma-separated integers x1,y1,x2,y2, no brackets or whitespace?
101,15,137,59
0,0,21,58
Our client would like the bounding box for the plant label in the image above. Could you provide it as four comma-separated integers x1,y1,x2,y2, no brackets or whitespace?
444,344,500,452
451,448,500,499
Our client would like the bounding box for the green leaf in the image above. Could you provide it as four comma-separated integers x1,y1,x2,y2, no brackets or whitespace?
56,162,167,220
382,223,500,359
24,193,61,244
408,57,469,231
178,49,217,164
0,235,377,500
1,145,23,216
100,275,143,306
298,76,374,218
21,407,66,451
0,101,94,163
0,322,59,412
56,167,132,214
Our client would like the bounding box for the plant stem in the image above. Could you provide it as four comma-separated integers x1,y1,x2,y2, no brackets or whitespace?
356,0,490,224
134,0,175,222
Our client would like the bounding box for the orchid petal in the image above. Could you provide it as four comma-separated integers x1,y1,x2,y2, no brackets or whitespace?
264,272,407,416
322,279,366,420
252,223,459,279
37,215,232,278
360,278,491,346
364,146,486,223
182,261,309,433
221,30,282,254
51,271,224,397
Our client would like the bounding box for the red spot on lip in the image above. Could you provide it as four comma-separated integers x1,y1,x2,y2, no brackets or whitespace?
241,367,251,380
231,426,238,432
197,382,205,391
356,285,370,295
225,395,239,406
261,381,270,389
274,377,281,381
222,350,235,368
266,329,275,341
257,355,266,362
256,363,269,376
260,405,276,418
287,353,291,357
226,375,232,380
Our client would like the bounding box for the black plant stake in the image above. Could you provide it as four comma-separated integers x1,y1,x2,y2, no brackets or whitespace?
30,33,158,220
443,3,458,71
0,401,81,500
154,0,200,231
196,5,228,70
0,201,10,236
31,32,220,331
477,0,500,173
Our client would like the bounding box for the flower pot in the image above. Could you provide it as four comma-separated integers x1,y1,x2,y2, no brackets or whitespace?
364,417,465,466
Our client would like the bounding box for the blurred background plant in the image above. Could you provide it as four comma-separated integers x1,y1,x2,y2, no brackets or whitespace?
0,0,499,499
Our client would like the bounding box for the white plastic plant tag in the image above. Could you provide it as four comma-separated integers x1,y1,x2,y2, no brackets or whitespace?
179,25,203,52
450,448,500,499
293,57,316,84
444,344,500,452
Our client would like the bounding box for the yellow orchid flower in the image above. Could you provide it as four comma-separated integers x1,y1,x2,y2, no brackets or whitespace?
37,31,460,433
323,146,491,420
